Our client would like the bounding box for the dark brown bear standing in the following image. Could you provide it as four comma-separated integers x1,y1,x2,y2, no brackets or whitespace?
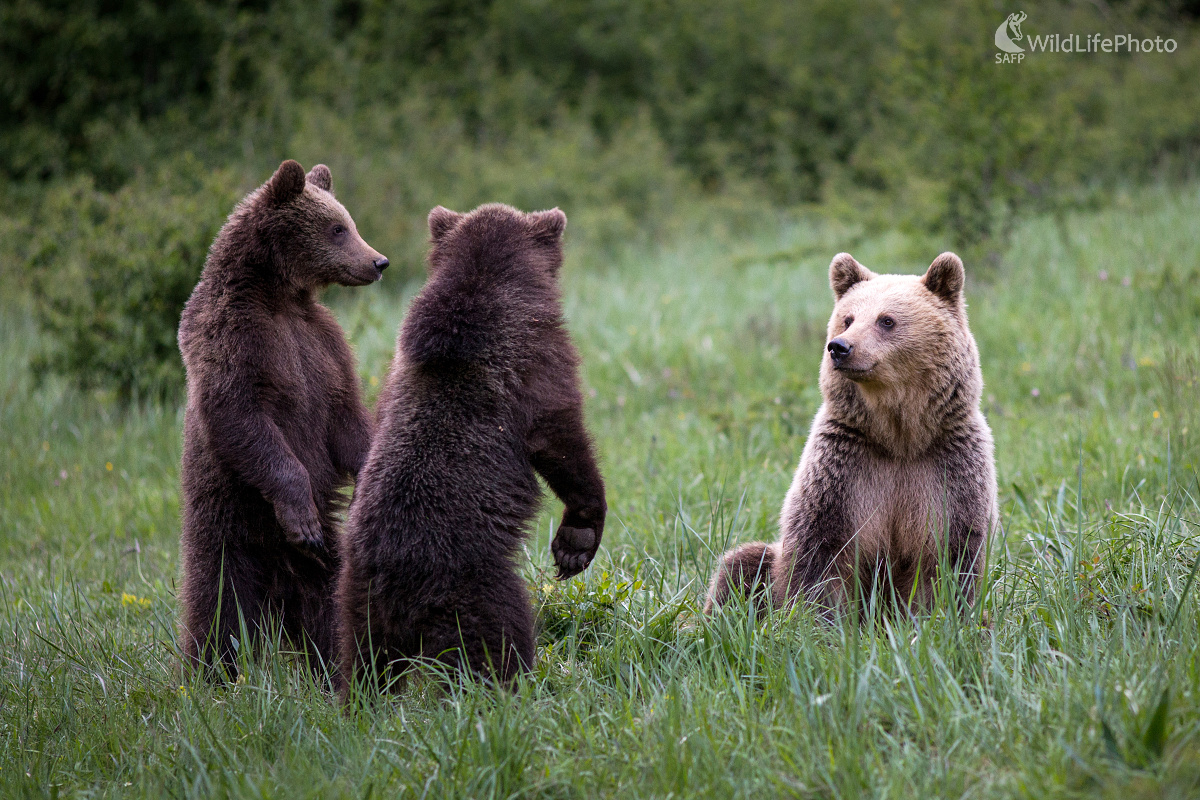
705,252,998,617
177,159,388,677
336,203,606,695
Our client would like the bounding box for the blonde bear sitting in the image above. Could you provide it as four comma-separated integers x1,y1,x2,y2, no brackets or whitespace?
706,252,998,616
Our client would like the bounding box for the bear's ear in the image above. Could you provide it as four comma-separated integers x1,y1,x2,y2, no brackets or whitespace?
428,206,463,243
829,253,872,299
527,208,567,245
922,252,965,304
305,164,333,193
266,160,306,205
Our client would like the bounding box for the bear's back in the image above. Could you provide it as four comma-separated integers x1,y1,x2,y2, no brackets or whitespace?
347,356,543,575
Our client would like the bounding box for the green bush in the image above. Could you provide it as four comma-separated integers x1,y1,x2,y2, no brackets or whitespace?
20,113,737,404
5,0,1200,399
7,0,1198,237
284,100,758,277
0,0,223,182
28,158,241,402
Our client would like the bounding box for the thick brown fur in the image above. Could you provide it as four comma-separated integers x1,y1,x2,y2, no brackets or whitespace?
705,252,998,616
177,159,388,677
335,203,606,696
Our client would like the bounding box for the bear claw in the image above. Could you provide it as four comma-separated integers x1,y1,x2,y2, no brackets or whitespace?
277,501,326,560
552,525,597,580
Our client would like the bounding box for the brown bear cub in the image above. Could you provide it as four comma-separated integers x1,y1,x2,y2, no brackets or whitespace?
178,159,388,677
706,252,998,616
336,203,606,695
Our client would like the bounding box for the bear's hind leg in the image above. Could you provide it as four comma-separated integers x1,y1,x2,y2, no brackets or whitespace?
488,591,535,686
179,549,265,680
421,579,536,687
704,542,778,615
279,553,339,677
466,586,535,686
333,573,398,703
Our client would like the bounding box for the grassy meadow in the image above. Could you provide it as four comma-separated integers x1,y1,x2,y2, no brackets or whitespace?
2,182,1200,798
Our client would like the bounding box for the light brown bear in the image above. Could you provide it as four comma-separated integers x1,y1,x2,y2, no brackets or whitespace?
705,252,997,616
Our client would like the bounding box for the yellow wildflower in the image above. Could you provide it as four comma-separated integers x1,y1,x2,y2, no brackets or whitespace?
121,593,152,609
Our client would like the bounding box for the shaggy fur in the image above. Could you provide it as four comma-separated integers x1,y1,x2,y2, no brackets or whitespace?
177,159,387,677
706,252,998,616
335,203,606,695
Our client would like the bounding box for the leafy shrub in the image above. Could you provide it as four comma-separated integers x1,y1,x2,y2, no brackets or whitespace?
19,110,731,401
536,569,648,649
0,0,224,182
5,0,1200,405
284,100,742,278
347,0,1200,252
28,158,241,402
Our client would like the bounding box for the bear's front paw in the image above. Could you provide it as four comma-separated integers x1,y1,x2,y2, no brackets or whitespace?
276,499,326,560
552,525,597,580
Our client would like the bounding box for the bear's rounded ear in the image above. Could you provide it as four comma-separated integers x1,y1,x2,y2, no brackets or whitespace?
267,160,306,205
829,253,872,299
527,208,567,245
922,252,965,304
306,164,333,193
428,206,463,243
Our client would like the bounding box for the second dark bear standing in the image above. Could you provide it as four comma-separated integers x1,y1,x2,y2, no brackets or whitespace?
336,203,607,693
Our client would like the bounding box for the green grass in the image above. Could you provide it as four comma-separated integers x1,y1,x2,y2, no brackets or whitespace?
2,184,1199,798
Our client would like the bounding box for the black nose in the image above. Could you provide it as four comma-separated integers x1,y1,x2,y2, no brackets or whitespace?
373,256,389,270
827,338,852,363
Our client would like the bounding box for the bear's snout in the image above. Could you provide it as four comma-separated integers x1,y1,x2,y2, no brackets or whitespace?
343,241,388,285
827,337,853,366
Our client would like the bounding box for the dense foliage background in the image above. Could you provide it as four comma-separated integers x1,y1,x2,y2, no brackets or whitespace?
2,0,1198,396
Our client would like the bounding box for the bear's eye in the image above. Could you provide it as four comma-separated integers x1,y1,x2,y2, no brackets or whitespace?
843,316,854,329
332,224,347,237
878,316,895,329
